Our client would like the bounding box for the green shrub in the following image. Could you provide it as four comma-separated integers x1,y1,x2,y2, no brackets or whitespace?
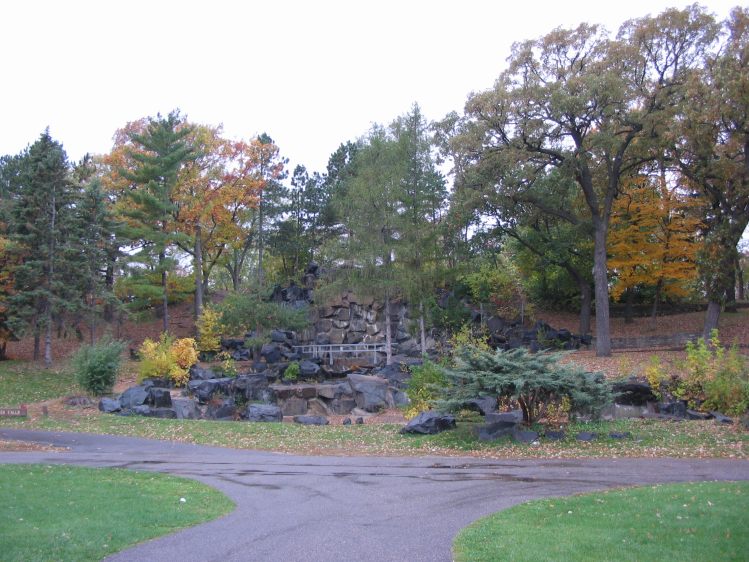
283,361,300,382
196,308,222,353
437,346,611,424
137,334,197,387
71,338,126,396
404,361,448,419
218,290,309,336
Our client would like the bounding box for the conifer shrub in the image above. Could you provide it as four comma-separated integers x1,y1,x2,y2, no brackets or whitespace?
437,346,611,425
71,338,126,396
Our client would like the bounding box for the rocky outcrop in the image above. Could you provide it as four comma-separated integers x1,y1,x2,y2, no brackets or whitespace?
400,411,456,435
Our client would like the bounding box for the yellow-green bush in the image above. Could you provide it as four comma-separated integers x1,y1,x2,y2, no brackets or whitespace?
138,334,197,387
404,361,448,420
196,308,222,353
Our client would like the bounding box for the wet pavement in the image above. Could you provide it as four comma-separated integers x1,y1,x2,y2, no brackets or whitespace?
2,428,748,562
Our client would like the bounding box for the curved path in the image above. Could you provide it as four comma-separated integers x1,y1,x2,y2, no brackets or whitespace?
2,428,748,562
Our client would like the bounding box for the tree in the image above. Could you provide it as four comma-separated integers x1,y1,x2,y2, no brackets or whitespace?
608,175,703,317
117,111,195,333
5,131,79,366
452,6,718,356
671,8,749,336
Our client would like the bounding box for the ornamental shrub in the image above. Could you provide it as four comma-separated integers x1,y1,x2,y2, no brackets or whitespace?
436,346,611,425
404,361,448,419
196,308,222,353
71,337,126,396
283,361,300,382
138,334,197,387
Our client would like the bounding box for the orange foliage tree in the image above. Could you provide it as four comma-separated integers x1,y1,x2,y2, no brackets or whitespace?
608,175,704,317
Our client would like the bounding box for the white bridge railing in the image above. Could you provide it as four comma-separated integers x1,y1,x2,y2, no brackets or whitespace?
293,343,386,365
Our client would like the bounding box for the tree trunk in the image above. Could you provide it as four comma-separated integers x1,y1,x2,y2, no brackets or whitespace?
579,281,592,335
725,266,737,313
194,226,203,319
738,261,745,301
257,201,265,287
703,300,721,340
44,312,53,368
624,288,634,324
103,260,115,322
651,279,663,319
160,251,169,334
384,295,392,366
419,300,427,356
592,220,612,356
33,322,40,361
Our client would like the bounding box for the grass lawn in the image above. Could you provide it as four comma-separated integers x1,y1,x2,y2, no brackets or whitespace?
453,481,749,562
0,464,234,562
0,361,78,406
2,414,747,459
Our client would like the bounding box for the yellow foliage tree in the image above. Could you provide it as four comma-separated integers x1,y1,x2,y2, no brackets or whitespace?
608,176,703,316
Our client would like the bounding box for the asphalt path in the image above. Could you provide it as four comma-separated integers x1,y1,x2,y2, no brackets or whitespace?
2,428,748,562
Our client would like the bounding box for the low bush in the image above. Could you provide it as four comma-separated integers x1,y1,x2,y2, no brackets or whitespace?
196,308,222,354
437,346,611,424
283,361,300,382
71,338,126,396
404,361,448,419
138,334,197,387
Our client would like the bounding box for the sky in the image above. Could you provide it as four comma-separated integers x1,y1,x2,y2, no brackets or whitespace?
1,0,742,175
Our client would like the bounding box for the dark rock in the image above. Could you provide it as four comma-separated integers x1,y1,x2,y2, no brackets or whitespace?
260,343,282,364
612,381,657,406
485,410,523,424
232,374,272,402
391,389,410,407
544,430,565,441
476,421,518,441
347,373,393,412
710,411,734,425
232,348,252,361
486,316,505,334
329,397,357,415
98,397,121,413
190,365,217,381
221,337,246,350
246,403,283,422
686,409,713,421
659,401,688,418
141,377,171,388
342,417,352,425
580,334,593,346
293,415,329,425
132,405,151,416
280,397,308,416
374,363,410,387
187,378,233,404
355,417,364,425
270,329,289,344
299,360,321,378
400,411,456,435
147,387,172,408
464,397,497,416
513,429,539,444
576,431,598,442
119,386,149,409
148,407,178,419
609,431,632,440
206,397,236,420
172,398,200,420
315,333,331,345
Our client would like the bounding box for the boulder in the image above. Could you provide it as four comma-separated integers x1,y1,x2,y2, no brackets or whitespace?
189,365,217,381
513,429,539,444
710,411,734,425
147,407,178,419
260,343,282,364
612,380,657,406
374,363,410,387
315,333,331,345
576,431,598,442
246,403,283,422
232,374,272,402
141,378,170,389
147,387,173,408
391,388,410,407
293,415,329,426
485,410,523,424
347,373,393,412
464,397,497,416
221,337,246,350
609,431,632,440
345,332,364,344
172,398,200,420
659,401,687,418
476,420,518,441
401,411,456,435
270,329,289,344
299,360,321,379
355,417,364,424
329,329,346,344
329,397,357,415
544,430,565,441
119,386,149,410
187,378,233,404
66,396,93,407
280,397,308,416
686,409,713,421
98,397,121,413
306,398,331,416
206,398,236,420
342,417,352,425
132,405,151,416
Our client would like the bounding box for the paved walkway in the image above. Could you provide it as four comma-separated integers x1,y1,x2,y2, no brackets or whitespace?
2,429,748,562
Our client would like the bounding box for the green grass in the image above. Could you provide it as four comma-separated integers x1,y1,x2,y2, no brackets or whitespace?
0,360,78,406
0,464,234,562
453,481,749,562
2,413,746,459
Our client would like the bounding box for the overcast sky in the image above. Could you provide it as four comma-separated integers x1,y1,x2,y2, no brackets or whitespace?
1,1,741,174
